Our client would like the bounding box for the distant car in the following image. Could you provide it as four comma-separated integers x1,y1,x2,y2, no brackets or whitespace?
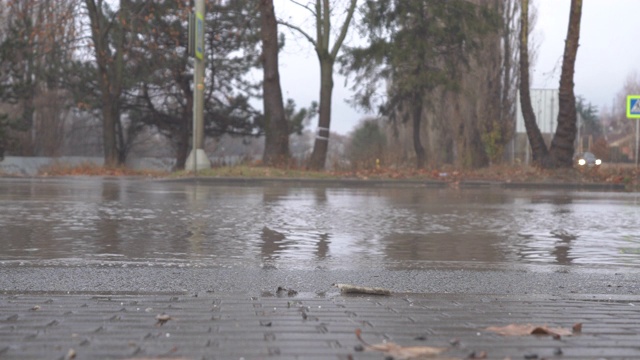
575,152,602,167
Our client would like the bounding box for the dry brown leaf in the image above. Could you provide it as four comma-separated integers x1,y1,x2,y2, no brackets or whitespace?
367,342,447,358
486,324,574,337
124,358,188,360
572,322,582,333
356,328,450,359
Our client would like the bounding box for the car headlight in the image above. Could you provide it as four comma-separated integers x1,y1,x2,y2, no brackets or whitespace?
595,159,602,165
578,159,586,166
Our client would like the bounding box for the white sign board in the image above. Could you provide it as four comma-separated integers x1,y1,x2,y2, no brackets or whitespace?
515,89,559,134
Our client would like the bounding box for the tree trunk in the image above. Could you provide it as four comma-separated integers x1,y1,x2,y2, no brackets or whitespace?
412,95,426,169
260,0,289,166
101,97,119,167
175,129,191,170
85,0,122,167
518,0,549,166
549,0,582,167
308,57,334,170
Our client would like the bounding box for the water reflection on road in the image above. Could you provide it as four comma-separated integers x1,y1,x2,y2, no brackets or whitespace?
0,178,639,269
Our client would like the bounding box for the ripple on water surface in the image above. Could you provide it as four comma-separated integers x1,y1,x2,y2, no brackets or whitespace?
0,179,639,269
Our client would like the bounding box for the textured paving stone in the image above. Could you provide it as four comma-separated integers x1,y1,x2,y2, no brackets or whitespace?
1,292,639,359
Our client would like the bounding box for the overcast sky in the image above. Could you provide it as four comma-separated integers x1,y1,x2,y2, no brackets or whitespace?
274,0,640,135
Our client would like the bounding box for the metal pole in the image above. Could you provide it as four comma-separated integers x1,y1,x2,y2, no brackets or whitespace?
194,0,205,152
187,0,206,174
194,0,205,175
634,119,640,169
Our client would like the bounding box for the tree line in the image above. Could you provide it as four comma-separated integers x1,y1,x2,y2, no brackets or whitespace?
1,0,586,170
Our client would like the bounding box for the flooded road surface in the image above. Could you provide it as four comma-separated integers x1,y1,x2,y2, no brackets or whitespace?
0,177,638,270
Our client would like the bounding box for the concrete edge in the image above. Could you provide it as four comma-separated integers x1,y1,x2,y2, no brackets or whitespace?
0,175,629,192
160,177,629,191
161,177,449,188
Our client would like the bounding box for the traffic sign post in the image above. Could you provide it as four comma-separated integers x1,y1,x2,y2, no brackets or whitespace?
626,95,640,168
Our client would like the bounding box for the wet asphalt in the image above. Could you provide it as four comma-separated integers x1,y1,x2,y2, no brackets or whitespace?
2,264,639,298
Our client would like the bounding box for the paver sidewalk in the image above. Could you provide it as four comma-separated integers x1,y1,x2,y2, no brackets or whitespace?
1,292,639,359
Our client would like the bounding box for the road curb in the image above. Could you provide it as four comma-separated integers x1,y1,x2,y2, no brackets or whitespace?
165,176,627,191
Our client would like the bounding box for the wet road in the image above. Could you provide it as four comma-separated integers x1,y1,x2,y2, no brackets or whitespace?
1,177,639,271
3,177,640,360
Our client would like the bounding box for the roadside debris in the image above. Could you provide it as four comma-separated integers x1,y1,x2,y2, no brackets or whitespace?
467,350,487,359
485,323,582,338
155,313,173,326
334,283,392,296
276,286,298,297
355,328,450,359
65,348,76,360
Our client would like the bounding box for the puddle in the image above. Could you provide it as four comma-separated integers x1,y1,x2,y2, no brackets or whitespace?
0,178,639,269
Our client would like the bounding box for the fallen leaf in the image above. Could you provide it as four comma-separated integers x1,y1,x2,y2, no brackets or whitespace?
486,324,574,337
355,328,450,359
367,342,448,359
572,322,582,333
123,358,189,360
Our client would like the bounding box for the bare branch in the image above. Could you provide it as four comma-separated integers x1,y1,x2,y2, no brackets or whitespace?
315,0,322,51
288,0,316,17
330,0,357,59
277,19,317,47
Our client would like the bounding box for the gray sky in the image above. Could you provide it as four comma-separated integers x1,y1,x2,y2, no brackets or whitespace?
275,0,640,135
533,0,640,112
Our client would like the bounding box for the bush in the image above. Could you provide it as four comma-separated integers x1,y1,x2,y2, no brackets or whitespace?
348,120,387,169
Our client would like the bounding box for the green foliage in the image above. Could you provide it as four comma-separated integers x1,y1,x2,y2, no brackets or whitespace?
576,96,601,137
285,99,317,135
0,113,7,159
1,0,77,154
481,120,504,164
254,99,316,136
122,0,262,139
348,119,387,169
0,13,34,132
342,0,500,117
341,0,501,169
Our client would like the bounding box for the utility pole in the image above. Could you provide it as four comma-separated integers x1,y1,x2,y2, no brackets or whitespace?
186,0,209,172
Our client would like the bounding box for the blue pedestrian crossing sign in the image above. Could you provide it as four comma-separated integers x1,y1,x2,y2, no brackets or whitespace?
627,95,640,119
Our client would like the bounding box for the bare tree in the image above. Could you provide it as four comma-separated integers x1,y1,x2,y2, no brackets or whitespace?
84,0,128,167
548,0,583,167
518,0,549,165
519,0,583,168
278,0,357,170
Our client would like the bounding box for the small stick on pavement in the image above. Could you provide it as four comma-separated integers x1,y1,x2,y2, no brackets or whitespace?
334,283,391,296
